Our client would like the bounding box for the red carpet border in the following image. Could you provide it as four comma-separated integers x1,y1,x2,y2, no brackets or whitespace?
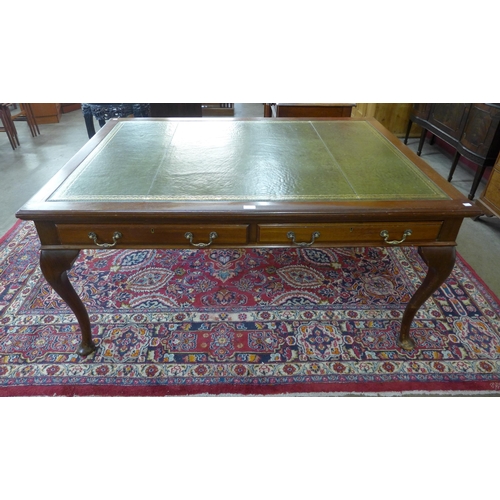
1,221,499,396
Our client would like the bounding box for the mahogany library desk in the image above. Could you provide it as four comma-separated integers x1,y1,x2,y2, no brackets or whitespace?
16,117,481,356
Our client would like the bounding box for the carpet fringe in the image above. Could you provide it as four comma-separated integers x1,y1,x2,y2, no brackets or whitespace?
185,390,500,397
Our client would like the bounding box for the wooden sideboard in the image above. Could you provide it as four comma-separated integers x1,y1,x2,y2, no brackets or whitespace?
477,151,500,218
265,103,354,118
61,103,81,113
404,103,500,199
149,104,202,117
352,104,414,136
202,104,234,116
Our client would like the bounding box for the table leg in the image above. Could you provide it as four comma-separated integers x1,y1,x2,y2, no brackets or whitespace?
417,128,427,156
40,250,96,356
398,246,456,350
447,151,461,182
468,164,487,200
403,119,412,144
82,104,96,139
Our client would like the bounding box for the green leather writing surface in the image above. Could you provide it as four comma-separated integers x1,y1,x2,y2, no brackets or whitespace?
50,120,449,202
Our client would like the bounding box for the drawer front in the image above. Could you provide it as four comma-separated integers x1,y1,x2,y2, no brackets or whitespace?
56,224,249,247
257,222,443,245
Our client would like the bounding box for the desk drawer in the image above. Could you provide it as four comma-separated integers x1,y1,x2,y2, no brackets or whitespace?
56,224,249,247
257,222,443,246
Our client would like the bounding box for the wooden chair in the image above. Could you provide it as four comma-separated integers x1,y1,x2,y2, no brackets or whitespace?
13,104,40,137
0,103,20,150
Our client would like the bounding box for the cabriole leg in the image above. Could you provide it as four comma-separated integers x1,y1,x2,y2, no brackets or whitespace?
399,246,456,350
40,250,96,356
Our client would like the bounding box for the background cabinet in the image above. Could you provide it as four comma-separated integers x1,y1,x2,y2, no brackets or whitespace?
266,103,354,118
202,104,234,116
352,103,414,136
405,103,500,199
30,103,62,124
29,103,81,123
428,103,470,141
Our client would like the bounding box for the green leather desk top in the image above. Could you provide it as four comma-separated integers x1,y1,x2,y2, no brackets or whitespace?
49,120,449,203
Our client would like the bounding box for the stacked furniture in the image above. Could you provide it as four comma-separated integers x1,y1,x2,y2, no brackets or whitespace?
0,103,19,149
12,104,40,137
27,103,81,123
404,104,500,199
1,103,41,149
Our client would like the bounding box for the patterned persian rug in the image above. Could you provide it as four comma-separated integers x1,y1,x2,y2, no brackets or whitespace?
1,221,499,396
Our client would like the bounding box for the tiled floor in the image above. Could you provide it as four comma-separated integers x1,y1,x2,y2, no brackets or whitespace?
1,103,500,297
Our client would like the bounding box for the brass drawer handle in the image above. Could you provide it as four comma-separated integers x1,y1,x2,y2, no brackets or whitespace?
380,229,412,245
88,231,122,248
287,231,320,247
185,231,218,247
